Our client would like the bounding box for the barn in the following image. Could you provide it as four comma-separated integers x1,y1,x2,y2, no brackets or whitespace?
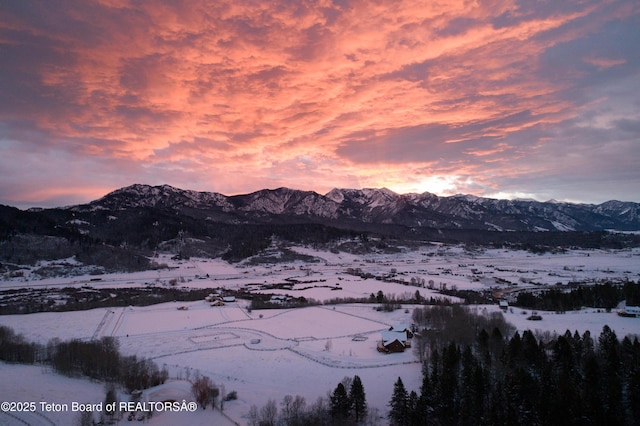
378,330,411,353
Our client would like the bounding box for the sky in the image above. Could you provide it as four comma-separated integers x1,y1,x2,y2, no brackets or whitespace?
1,0,639,209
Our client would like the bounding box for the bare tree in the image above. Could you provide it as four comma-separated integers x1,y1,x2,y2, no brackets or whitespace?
325,339,333,352
280,394,306,425
75,411,93,426
260,399,278,426
247,405,259,426
220,384,225,411
104,382,118,423
192,375,214,409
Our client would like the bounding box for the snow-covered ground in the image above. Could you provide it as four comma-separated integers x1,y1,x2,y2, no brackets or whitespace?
1,244,640,425
5,245,640,293
0,362,236,426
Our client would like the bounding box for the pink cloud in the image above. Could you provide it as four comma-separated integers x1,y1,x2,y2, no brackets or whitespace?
0,0,639,206
583,56,626,70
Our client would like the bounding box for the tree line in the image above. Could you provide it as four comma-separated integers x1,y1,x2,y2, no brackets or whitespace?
0,326,167,392
247,375,375,426
0,286,220,315
515,281,639,312
390,305,640,425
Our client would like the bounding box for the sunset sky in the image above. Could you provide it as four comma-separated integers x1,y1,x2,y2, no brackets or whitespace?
1,0,639,209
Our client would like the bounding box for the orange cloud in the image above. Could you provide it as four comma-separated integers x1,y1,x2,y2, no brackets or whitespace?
1,0,639,206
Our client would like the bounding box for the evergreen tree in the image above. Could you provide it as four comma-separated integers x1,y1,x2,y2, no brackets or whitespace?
598,325,623,423
489,327,505,361
521,330,543,367
629,367,640,423
407,391,420,426
389,377,408,426
330,382,351,423
582,354,604,425
440,342,460,423
349,375,367,423
460,346,482,425
429,347,441,411
477,328,491,365
506,331,522,367
417,362,433,421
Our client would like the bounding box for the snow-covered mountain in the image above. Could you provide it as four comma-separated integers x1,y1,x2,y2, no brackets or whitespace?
69,184,640,232
86,183,234,212
2,184,639,270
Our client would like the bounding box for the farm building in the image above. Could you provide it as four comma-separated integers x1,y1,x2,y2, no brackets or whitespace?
378,330,411,353
204,293,221,302
389,324,414,338
619,305,640,317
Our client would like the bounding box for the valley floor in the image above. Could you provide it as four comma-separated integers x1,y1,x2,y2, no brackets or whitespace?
1,244,640,425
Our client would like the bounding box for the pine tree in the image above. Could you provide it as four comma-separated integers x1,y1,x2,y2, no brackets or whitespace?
407,390,420,426
389,377,408,426
330,382,351,423
349,375,367,423
440,342,460,424
460,346,480,425
629,367,640,423
598,325,623,423
417,362,432,421
582,354,604,424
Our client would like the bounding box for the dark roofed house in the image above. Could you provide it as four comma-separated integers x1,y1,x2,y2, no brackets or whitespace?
378,330,410,353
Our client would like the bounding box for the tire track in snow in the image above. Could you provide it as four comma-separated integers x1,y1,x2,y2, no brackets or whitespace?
110,307,127,336
91,309,113,340
317,305,393,327
286,346,419,369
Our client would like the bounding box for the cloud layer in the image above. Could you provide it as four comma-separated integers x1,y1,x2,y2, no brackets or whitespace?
1,0,639,207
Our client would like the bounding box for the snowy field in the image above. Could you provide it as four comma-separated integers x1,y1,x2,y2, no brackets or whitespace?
1,244,640,425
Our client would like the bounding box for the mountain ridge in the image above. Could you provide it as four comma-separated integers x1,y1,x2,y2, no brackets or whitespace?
3,183,640,272
65,183,640,232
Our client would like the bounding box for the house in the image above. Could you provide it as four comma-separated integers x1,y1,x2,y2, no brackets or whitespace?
378,338,406,354
499,300,509,310
205,292,223,302
269,295,288,304
626,305,640,316
619,305,640,317
378,330,411,353
389,324,414,339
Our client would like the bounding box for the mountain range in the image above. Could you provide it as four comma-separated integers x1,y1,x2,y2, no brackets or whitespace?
1,184,639,271
71,184,639,232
